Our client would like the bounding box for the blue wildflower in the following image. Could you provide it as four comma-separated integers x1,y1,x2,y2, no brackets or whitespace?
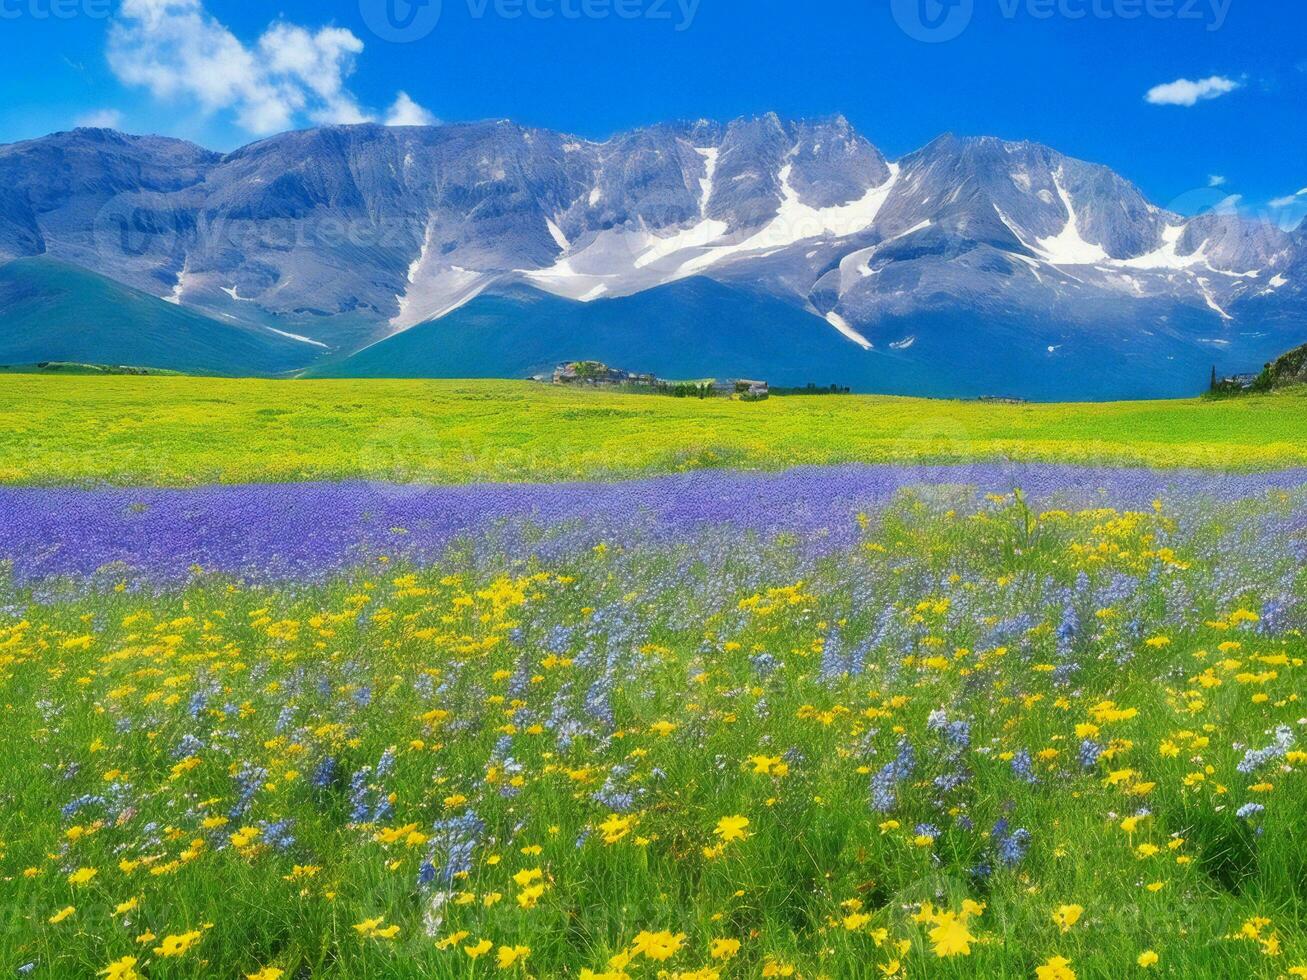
1011,750,1037,785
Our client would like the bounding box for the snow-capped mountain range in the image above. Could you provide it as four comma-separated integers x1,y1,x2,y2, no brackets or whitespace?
0,116,1302,398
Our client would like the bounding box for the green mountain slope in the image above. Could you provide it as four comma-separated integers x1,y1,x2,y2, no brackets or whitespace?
1261,342,1307,389
307,278,891,386
304,277,1268,401
0,257,318,376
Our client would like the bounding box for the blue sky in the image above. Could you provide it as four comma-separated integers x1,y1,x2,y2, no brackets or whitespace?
0,0,1303,224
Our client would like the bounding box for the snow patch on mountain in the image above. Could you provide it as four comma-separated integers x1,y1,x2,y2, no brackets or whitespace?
264,325,329,348
1035,171,1109,266
834,218,931,293
1197,278,1233,320
392,216,493,329
696,147,719,215
633,217,732,270
164,264,190,305
1116,224,1199,271
1009,252,1046,284
825,311,873,349
525,156,900,303
522,229,657,301
546,217,571,252
679,161,901,276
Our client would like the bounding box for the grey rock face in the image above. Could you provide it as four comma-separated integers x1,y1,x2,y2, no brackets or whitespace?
0,188,43,261
0,128,215,213
789,115,892,209
703,113,791,230
0,128,217,292
569,124,704,233
876,135,1166,257
1177,213,1293,272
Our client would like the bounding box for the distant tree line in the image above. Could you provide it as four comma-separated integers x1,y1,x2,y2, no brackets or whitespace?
770,383,852,396
664,382,715,399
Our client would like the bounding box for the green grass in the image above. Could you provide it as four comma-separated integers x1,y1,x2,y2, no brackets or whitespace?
2,375,1307,485
1,492,1303,977
0,362,183,376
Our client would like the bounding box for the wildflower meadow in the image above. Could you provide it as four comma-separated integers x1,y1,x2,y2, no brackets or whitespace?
1,386,1306,979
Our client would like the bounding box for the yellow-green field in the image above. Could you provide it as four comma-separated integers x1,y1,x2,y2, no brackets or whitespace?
2,375,1306,484
4,374,1307,979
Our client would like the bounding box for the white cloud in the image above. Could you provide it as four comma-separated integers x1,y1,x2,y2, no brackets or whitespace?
75,109,125,129
1269,188,1307,209
385,92,438,127
258,23,369,126
107,0,375,134
1145,75,1241,107
1207,174,1227,187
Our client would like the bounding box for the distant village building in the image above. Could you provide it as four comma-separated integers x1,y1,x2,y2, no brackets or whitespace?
552,361,658,388
1213,372,1262,393
712,378,770,400
546,362,769,399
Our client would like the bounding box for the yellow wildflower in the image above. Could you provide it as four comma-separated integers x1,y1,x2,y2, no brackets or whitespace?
1037,956,1076,980
714,815,750,843
154,930,203,958
631,930,686,961
709,938,741,960
1051,904,1084,933
496,945,530,968
928,912,975,957
99,957,141,980
354,917,400,940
